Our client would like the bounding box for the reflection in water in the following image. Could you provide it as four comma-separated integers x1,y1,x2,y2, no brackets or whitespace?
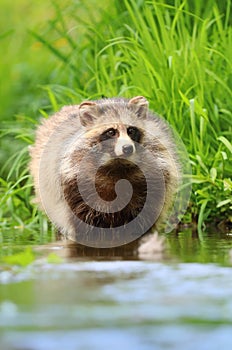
35,232,165,261
1,227,232,264
166,228,232,264
34,228,232,265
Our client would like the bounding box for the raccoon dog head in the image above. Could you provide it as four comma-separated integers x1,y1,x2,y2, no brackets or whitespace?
78,96,148,163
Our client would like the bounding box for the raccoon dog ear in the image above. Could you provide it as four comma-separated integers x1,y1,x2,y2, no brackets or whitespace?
128,96,149,119
79,101,100,127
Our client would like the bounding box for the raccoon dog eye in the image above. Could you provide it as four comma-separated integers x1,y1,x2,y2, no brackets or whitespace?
99,128,117,142
127,126,141,142
105,128,116,138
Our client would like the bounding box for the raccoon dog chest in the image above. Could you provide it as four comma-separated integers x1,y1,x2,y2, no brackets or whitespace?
30,96,179,247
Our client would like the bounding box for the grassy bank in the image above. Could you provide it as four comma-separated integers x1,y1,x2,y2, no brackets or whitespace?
0,0,231,241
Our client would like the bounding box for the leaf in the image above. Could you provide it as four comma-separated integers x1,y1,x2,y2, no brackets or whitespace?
223,178,232,191
210,167,217,182
197,199,208,234
196,155,209,174
217,136,232,154
217,198,231,208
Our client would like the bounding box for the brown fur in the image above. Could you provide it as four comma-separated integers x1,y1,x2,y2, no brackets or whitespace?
29,96,180,245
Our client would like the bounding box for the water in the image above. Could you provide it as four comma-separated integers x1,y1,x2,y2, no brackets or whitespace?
1,229,232,350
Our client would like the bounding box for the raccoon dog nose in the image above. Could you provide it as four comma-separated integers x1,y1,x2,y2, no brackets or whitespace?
122,144,134,156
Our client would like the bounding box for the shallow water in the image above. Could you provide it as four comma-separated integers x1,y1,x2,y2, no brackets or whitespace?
1,229,232,350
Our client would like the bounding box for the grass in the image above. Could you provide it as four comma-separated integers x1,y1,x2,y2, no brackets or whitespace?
0,0,231,243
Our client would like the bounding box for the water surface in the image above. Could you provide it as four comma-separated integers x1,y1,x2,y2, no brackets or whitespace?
1,229,232,350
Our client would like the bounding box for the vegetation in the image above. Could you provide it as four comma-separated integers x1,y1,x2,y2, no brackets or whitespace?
0,0,231,245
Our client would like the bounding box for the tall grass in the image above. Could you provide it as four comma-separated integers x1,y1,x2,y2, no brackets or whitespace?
0,0,231,239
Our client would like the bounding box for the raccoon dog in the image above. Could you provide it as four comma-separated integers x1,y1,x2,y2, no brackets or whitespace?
29,96,180,247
